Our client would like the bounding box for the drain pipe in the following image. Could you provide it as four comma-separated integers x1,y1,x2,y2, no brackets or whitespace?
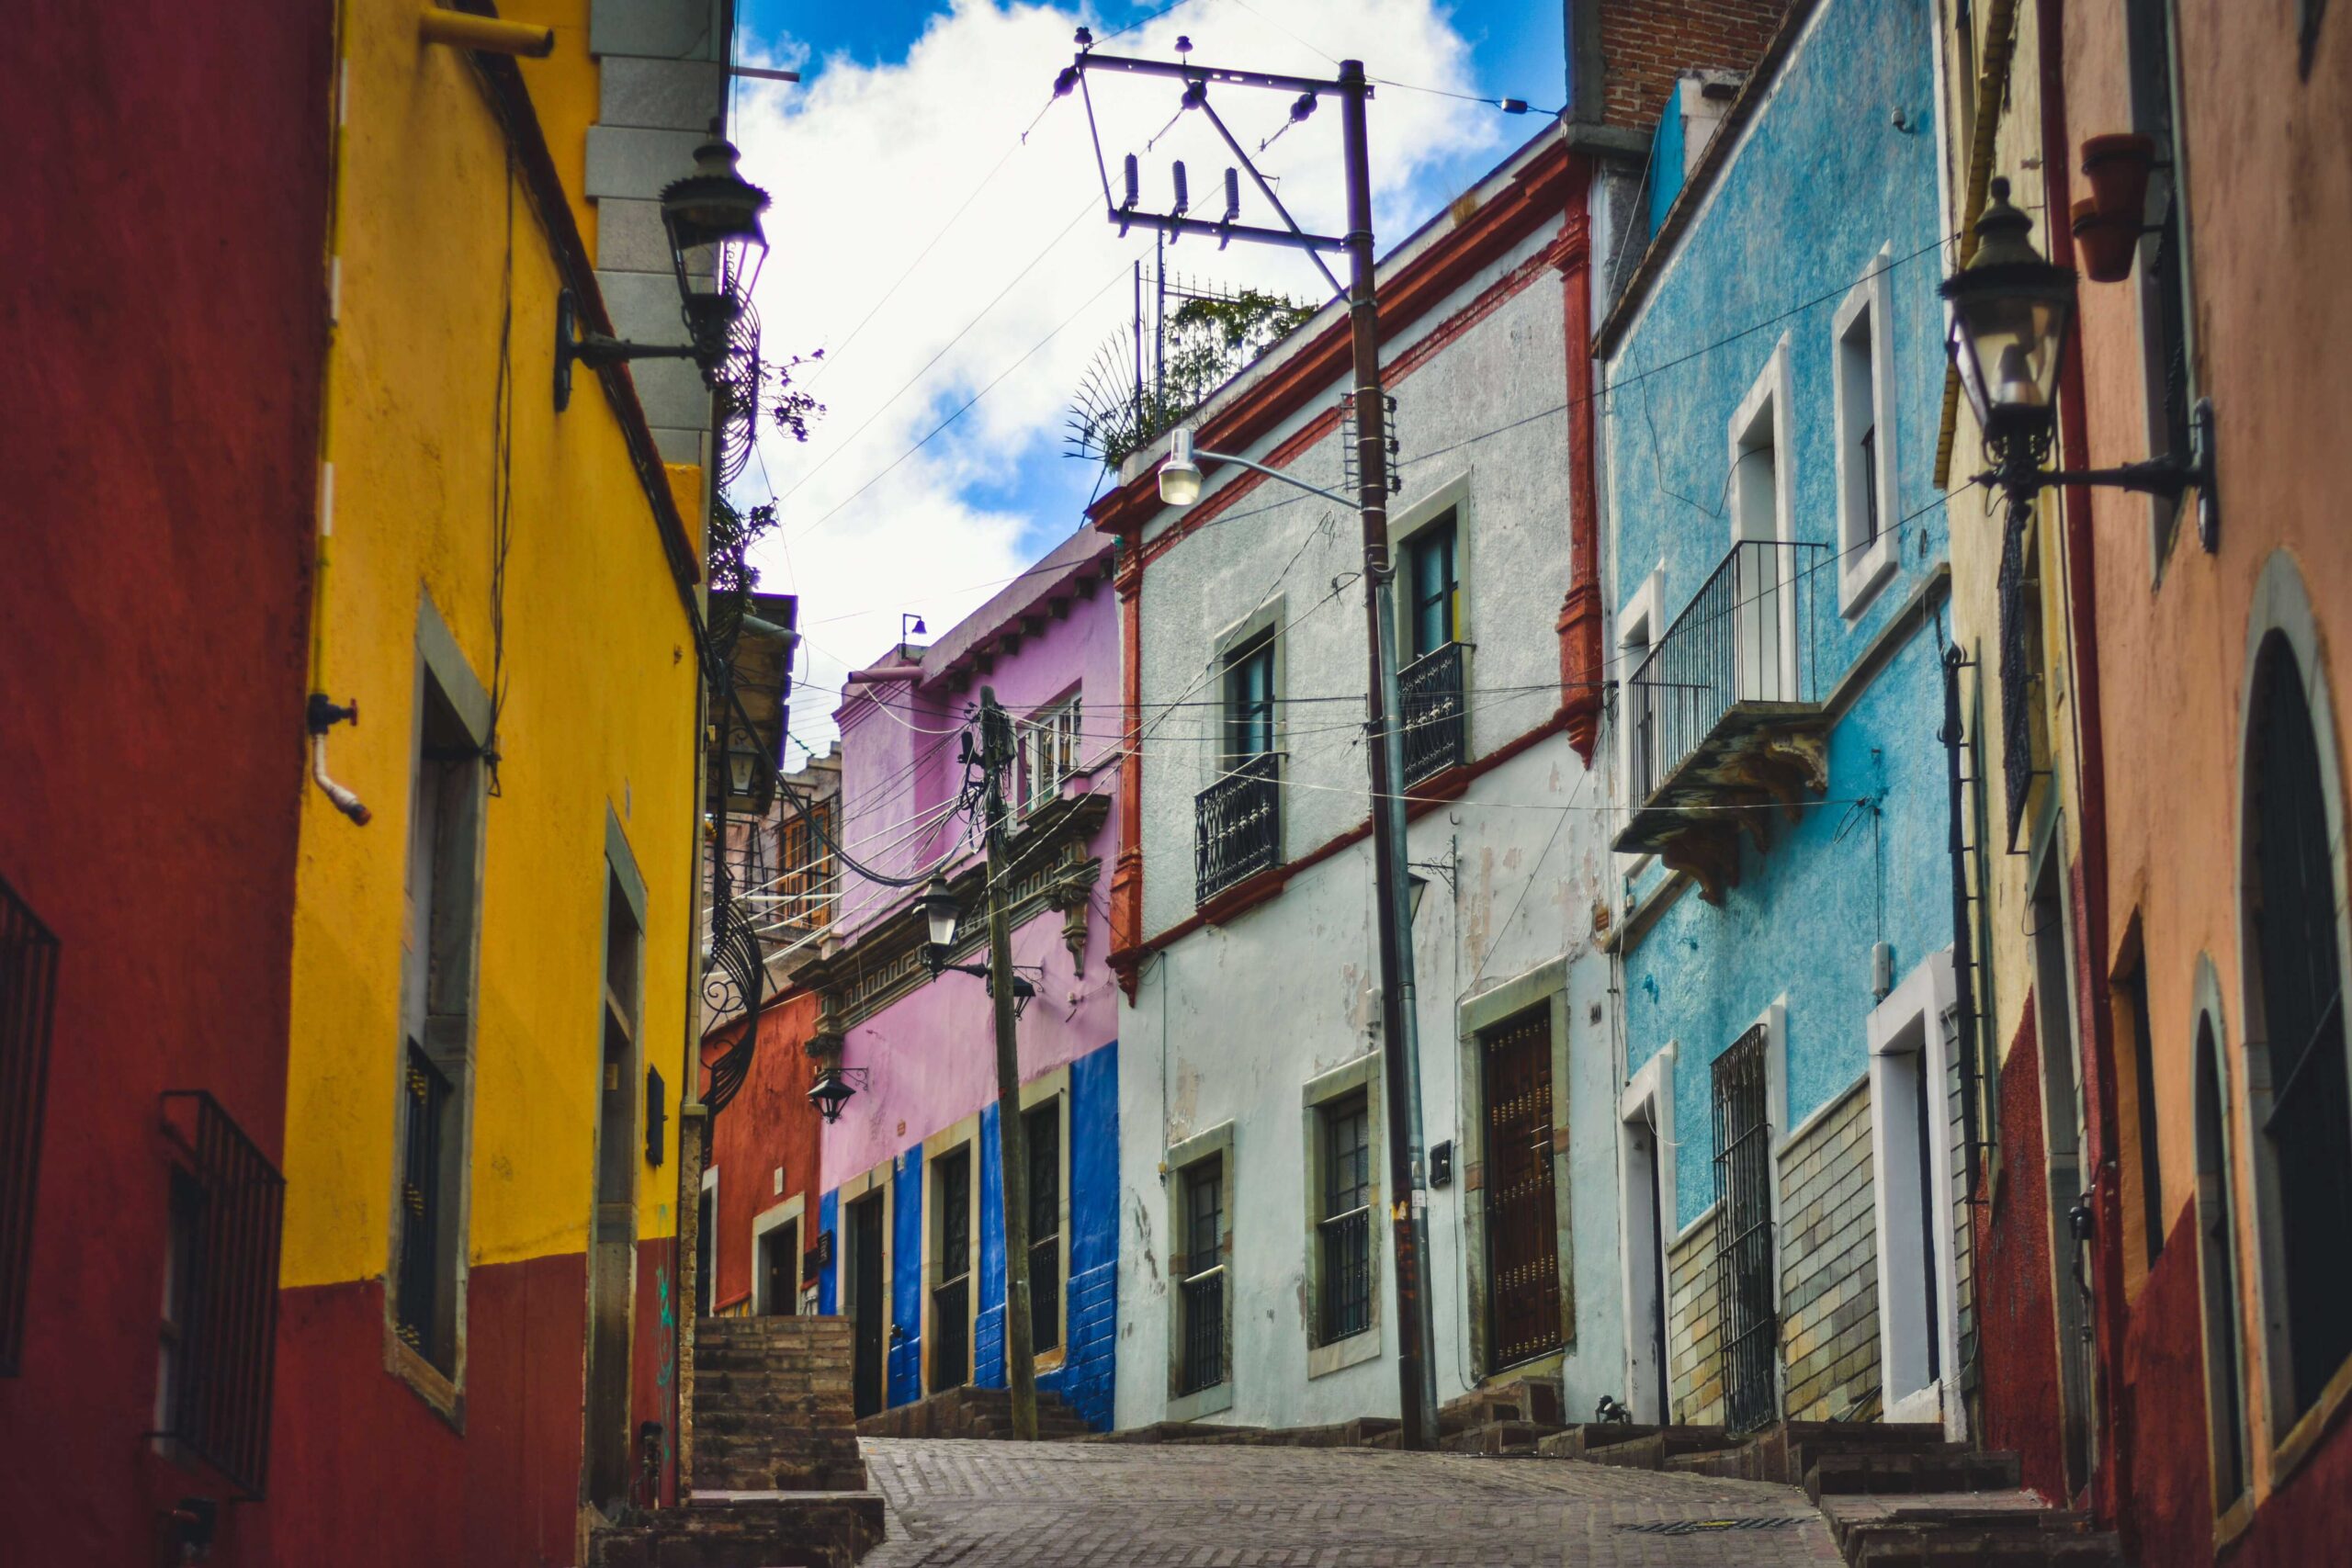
308,694,371,825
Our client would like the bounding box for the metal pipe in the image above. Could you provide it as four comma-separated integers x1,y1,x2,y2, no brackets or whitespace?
309,733,371,825
419,7,555,58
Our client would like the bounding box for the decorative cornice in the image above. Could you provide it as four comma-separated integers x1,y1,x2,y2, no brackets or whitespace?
803,794,1109,1034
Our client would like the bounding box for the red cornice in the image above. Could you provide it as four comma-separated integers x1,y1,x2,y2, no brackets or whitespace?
1090,139,1584,546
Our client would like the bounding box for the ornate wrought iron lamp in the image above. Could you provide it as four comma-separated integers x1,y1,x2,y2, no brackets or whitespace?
1942,177,2216,539
808,1065,867,1123
917,875,1038,1017
555,136,770,410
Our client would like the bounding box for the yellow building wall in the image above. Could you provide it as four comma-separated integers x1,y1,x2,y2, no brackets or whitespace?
503,0,601,255
284,0,698,1291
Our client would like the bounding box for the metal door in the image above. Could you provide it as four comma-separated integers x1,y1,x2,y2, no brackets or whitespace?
1482,1009,1562,1371
850,1195,885,1418
1713,1026,1778,1434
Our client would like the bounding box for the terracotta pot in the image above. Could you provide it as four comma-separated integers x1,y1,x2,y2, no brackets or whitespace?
2080,132,2156,224
2071,198,2138,284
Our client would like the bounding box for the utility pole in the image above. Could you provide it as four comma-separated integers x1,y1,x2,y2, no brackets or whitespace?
1059,43,1439,1449
979,688,1040,1440
1336,59,1440,1454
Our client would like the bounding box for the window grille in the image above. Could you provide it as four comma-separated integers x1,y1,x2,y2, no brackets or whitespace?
1025,1104,1061,1354
1195,753,1281,902
1712,1027,1779,1435
395,1045,454,1368
0,874,59,1378
152,1091,285,1498
1178,1159,1225,1393
1317,1096,1372,1344
1399,640,1467,787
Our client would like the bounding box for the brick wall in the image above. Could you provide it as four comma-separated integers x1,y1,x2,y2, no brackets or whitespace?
1777,1077,1880,1423
1594,0,1793,130
1666,1206,1724,1425
691,1315,866,1493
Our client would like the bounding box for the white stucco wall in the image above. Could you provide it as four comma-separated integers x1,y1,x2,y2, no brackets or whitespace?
1112,155,1625,1428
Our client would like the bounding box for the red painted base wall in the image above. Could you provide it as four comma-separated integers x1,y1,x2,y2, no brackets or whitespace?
2115,1206,2212,1568
1975,1006,2070,1505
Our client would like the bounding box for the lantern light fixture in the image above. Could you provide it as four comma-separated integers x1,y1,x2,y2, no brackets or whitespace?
555,135,769,412
1940,177,2218,544
808,1066,865,1124
919,875,961,971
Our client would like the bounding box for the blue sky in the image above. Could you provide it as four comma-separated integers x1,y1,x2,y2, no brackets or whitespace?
728,3,1566,744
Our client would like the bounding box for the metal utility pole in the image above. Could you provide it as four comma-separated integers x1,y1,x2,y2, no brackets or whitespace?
1060,44,1439,1449
979,688,1040,1441
1336,59,1440,1454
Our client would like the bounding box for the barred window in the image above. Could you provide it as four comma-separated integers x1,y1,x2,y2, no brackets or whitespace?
1025,1101,1062,1354
1316,1095,1373,1344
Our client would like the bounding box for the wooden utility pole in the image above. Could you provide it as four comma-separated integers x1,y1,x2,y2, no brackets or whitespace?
979,688,1040,1440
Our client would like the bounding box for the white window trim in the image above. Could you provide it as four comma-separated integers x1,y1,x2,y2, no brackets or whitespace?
1866,949,1966,1439
1019,694,1083,818
1301,1053,1384,1380
752,1191,809,1316
1833,247,1902,617
1617,1043,1678,1424
920,1113,983,1394
1615,563,1666,855
1727,338,1800,697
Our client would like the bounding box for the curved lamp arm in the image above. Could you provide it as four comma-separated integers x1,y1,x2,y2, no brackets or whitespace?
1194,446,1357,507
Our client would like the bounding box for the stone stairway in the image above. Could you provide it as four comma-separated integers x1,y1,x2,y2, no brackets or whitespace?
587,1317,884,1568
855,1382,1096,1440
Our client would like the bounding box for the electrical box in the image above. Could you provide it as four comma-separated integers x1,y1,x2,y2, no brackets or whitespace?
1430,1139,1453,1188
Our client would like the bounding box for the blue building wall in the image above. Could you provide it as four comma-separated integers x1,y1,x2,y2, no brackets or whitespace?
1601,0,1952,1226
818,1189,838,1315
814,1042,1120,1429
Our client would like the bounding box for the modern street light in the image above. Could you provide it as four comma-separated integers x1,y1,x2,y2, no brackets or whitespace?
1156,426,1355,511
555,136,770,411
1941,176,2215,536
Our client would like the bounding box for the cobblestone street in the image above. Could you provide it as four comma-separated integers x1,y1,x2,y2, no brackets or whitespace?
857,1439,1844,1566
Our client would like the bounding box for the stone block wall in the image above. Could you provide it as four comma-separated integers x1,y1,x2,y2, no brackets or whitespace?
1777,1077,1880,1423
1666,1205,1724,1426
691,1315,866,1494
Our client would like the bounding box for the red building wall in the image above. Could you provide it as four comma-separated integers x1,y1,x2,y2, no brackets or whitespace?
705,990,823,1316
0,2,329,1562
1974,1009,2069,1506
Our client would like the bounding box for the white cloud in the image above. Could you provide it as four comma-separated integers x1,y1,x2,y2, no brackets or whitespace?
729,0,1501,750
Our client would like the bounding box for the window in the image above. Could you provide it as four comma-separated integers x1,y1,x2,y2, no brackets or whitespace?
1713,1024,1778,1434
1834,255,1899,615
1177,1156,1225,1396
1224,635,1275,760
393,660,484,1380
2193,1016,2248,1507
153,1091,286,1497
1025,1101,1062,1355
1728,342,1795,705
1616,570,1664,816
1405,515,1458,660
2116,951,2166,1271
0,873,59,1379
1316,1095,1373,1344
1021,697,1082,817
776,802,833,931
931,1145,973,1392
2243,633,2352,1427
2126,0,2199,562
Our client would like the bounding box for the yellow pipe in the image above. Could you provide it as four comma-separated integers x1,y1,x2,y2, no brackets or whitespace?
419,7,555,58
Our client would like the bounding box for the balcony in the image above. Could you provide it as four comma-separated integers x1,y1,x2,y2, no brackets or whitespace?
1615,539,1832,901
1398,641,1467,788
1195,752,1281,905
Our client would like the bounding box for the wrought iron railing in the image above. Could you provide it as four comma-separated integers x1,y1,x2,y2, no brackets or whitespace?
0,874,59,1379
1399,641,1467,787
1317,1208,1373,1343
1195,752,1281,904
153,1091,286,1498
1711,1027,1778,1436
1178,1265,1225,1394
1623,540,1830,807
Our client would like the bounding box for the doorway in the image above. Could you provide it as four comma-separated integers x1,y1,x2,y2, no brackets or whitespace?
759,1217,799,1317
1481,1007,1563,1372
1617,1047,1676,1425
848,1193,886,1418
1713,1024,1778,1434
2030,852,2096,1494
583,868,642,1512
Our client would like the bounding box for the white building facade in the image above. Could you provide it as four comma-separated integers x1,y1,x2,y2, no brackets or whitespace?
1093,126,1636,1430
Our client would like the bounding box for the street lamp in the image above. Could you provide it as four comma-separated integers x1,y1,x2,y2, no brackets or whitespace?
554,136,770,411
808,1066,857,1124
1941,177,2215,535
919,875,961,973
1155,425,1357,512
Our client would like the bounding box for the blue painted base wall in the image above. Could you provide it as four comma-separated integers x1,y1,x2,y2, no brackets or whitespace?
814,1041,1118,1429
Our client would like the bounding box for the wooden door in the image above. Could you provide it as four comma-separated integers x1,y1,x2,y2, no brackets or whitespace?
761,1219,798,1316
850,1196,885,1418
1482,1009,1562,1371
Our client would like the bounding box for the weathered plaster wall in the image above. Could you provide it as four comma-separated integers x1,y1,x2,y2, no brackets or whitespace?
705,988,824,1314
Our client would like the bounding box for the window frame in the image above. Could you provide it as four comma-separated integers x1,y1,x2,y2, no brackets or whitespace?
1019,694,1084,818
2188,964,2253,1534
1833,249,1901,617
752,1191,808,1317
1223,634,1277,763
1727,337,1800,701
923,1134,978,1394
1017,1075,1072,1367
1302,1055,1383,1374
1165,1121,1234,1419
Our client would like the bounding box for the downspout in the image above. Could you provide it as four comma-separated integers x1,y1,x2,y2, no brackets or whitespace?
673,662,709,1507
1107,543,1147,1002
1940,649,1985,1232
2036,0,2131,1526
1555,158,1604,764
307,0,369,826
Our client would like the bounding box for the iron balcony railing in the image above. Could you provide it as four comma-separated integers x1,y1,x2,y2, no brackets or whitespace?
0,873,60,1380
1195,752,1281,904
1398,640,1468,788
1178,1263,1225,1394
153,1090,287,1498
1623,539,1831,807
1317,1207,1373,1344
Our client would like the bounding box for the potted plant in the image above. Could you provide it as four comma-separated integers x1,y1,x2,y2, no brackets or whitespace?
2080,132,2157,224
2070,198,2139,284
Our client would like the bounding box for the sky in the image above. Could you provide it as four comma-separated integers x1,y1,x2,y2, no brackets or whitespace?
727,2,1567,754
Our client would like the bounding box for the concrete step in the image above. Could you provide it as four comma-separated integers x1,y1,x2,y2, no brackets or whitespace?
1805,1450,2022,1502
1532,1422,1667,1461
1439,1378,1564,1431
586,1495,884,1568
1441,1419,1561,1455
1820,1492,2120,1568
1574,1426,1738,1470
